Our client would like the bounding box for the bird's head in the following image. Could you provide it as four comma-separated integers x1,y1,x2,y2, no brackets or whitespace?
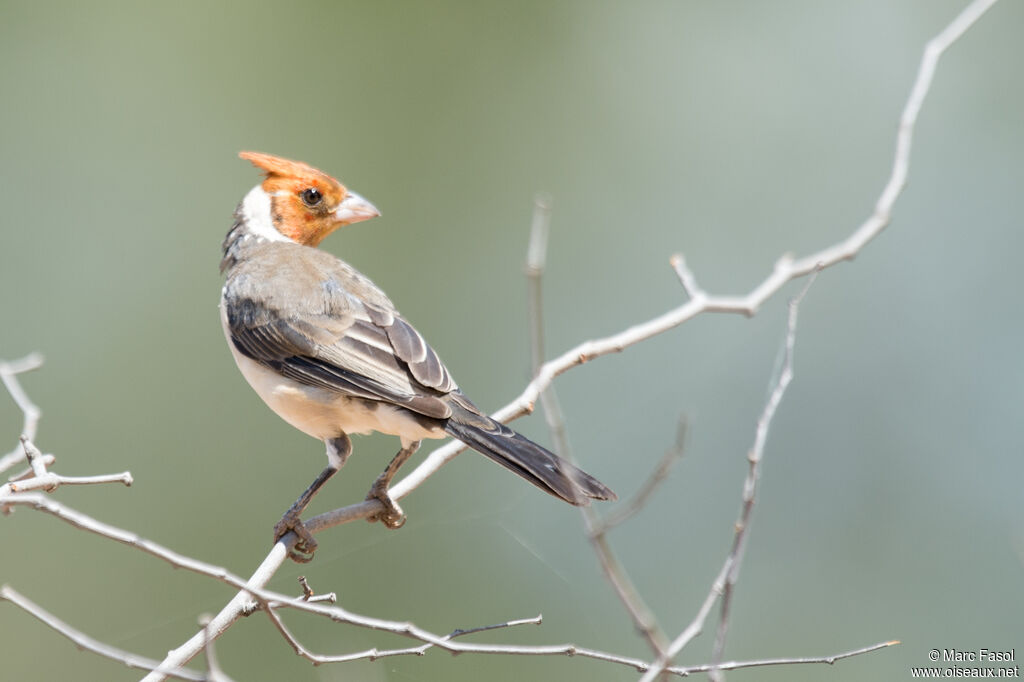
238,151,380,247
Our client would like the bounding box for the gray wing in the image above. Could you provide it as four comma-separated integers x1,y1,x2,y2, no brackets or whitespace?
225,277,456,421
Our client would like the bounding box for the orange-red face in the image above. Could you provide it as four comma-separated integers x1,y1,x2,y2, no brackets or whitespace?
240,151,379,247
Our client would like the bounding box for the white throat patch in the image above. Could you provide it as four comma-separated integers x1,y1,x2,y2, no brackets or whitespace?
240,185,294,243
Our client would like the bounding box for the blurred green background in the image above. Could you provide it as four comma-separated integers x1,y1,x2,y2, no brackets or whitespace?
2,1,1021,680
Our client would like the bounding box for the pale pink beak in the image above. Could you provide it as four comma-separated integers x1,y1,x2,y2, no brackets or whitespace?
334,191,380,224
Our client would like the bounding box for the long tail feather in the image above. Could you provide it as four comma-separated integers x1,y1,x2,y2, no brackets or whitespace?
444,403,616,505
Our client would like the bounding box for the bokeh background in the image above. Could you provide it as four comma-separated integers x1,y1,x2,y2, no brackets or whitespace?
2,1,1021,680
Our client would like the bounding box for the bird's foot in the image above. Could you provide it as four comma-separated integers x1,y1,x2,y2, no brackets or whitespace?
273,509,318,563
365,480,406,529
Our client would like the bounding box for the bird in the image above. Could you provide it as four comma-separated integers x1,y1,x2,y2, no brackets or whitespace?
220,151,616,562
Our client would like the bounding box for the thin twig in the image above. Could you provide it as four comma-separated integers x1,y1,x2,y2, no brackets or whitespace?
6,453,55,482
297,575,336,604
641,272,816,682
21,435,49,478
670,255,701,300
305,0,997,539
586,517,670,657
0,493,690,679
526,193,552,371
595,414,687,533
690,640,900,674
4,469,133,495
198,613,236,682
0,585,208,682
710,272,817,681
0,353,44,474
10,2,990,678
265,609,544,665
3,491,896,679
1,438,132,500
156,0,996,671
525,194,572,459
524,196,671,657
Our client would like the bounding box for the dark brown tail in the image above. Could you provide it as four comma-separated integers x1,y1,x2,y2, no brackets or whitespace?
443,402,616,505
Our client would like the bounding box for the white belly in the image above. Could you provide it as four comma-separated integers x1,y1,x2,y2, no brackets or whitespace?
219,302,446,444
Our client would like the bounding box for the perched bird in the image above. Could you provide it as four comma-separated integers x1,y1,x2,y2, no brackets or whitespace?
221,152,616,561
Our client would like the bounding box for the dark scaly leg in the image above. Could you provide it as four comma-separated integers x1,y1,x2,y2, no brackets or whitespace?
365,440,421,529
274,434,351,563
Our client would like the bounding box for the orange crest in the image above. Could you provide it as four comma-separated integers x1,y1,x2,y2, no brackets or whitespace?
239,151,341,187
239,151,362,246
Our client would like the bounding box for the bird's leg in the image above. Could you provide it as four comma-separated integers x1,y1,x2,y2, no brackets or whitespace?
274,434,351,563
365,440,420,529
274,467,334,562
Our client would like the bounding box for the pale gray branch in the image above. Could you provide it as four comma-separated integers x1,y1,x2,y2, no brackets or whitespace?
640,272,806,682
313,0,999,533
709,273,816,681
6,453,55,483
198,614,236,682
0,437,132,506
1,1,994,679
0,585,207,681
265,610,544,666
0,493,690,680
595,414,687,533
523,196,671,657
151,1,995,674
0,353,44,474
689,640,900,675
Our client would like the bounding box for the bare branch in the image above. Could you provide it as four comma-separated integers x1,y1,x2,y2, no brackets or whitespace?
0,353,44,474
0,437,132,506
0,448,901,675
712,0,1001,675
198,613,236,682
0,493,688,679
710,273,817,681
670,254,701,301
525,194,572,459
6,453,55,483
298,575,336,604
595,414,687,533
3,2,993,679
148,570,695,680
3,470,133,494
3,469,131,504
305,0,1000,538
642,273,815,682
1,493,279,597
524,196,671,656
0,585,208,681
21,435,49,478
690,640,900,675
265,609,545,666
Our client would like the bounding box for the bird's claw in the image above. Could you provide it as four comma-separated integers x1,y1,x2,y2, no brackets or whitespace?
274,509,318,563
365,483,406,529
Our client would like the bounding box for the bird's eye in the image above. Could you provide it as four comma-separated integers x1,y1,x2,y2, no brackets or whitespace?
300,188,323,207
